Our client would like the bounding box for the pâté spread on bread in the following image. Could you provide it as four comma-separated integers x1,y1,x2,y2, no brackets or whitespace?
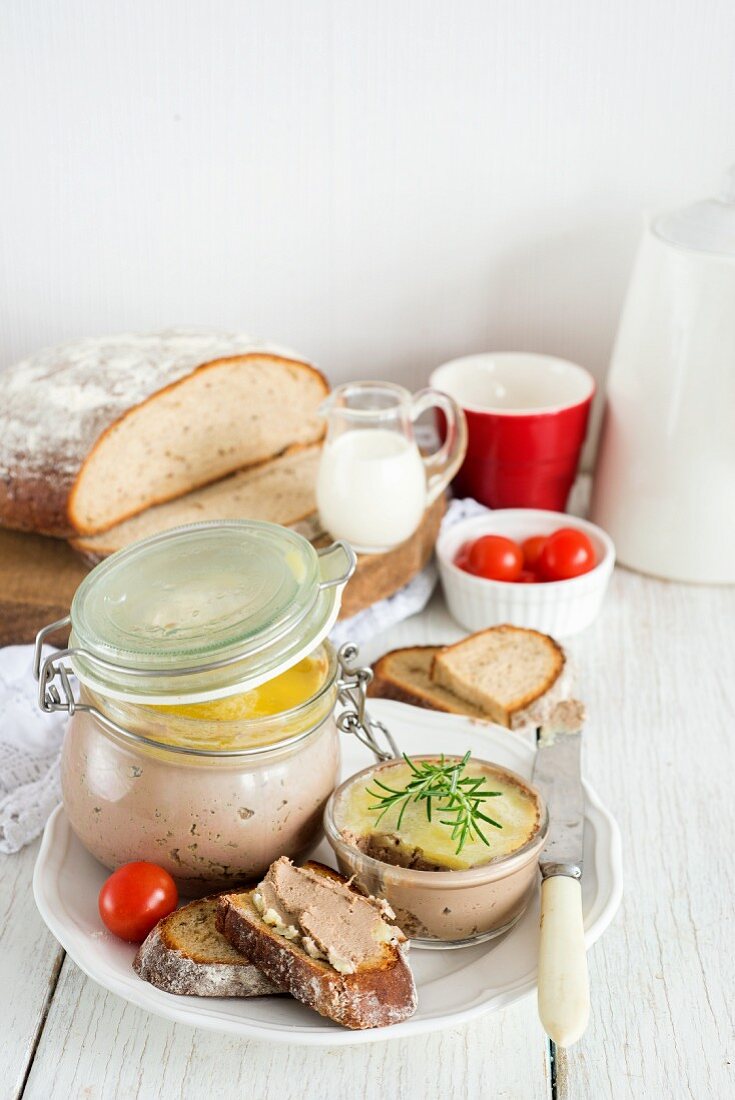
131,858,418,1029
35,519,394,895
216,858,417,1029
33,506,566,1025
250,856,402,974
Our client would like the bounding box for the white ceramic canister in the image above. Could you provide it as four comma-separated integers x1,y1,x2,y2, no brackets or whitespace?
591,171,735,583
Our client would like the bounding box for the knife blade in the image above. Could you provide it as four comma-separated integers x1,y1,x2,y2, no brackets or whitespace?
532,699,586,877
531,699,590,1048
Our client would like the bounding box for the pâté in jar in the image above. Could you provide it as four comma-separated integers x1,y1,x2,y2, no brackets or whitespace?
34,521,392,895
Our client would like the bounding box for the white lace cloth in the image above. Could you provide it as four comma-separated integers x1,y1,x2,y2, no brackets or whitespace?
0,499,489,854
0,646,65,854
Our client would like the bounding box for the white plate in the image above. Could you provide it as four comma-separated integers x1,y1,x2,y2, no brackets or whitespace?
33,700,623,1046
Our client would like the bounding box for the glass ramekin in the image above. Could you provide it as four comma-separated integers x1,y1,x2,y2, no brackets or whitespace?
324,756,548,949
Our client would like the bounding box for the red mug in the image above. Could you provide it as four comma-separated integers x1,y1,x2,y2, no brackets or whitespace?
430,353,594,512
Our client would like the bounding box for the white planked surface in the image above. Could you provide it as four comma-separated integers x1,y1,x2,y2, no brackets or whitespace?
2,568,735,1098
21,958,550,1100
555,572,735,1100
0,838,64,1100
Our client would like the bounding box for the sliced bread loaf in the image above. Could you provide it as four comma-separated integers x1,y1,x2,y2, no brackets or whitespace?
0,329,327,537
72,445,320,560
133,894,279,997
367,645,489,719
430,625,567,729
216,858,417,1030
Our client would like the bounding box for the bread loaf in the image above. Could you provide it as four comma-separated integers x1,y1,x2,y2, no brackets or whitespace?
0,329,327,537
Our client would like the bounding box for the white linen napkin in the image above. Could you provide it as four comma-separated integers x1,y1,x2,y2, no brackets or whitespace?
330,497,489,648
0,498,490,853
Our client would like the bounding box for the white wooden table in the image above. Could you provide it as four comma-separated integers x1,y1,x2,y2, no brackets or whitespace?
2,567,734,1100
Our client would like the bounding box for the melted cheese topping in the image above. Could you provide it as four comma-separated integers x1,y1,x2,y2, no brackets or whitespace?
341,759,541,871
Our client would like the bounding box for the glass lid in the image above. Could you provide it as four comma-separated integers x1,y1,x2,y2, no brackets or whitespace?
69,521,355,704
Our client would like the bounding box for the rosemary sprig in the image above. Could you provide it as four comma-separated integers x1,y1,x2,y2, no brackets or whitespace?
366,751,503,855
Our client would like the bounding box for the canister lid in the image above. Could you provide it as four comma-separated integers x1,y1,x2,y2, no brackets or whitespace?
69,521,354,703
653,165,735,257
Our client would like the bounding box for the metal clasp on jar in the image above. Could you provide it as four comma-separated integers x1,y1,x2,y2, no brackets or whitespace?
34,620,400,762
336,643,399,762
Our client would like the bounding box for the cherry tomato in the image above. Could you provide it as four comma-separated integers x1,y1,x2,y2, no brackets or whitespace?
466,535,523,582
99,861,178,943
454,542,473,571
539,527,596,581
517,569,539,583
521,535,548,574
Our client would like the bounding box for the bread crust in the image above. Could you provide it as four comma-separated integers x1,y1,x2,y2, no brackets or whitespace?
0,332,327,537
215,874,417,1030
430,625,566,720
368,646,488,719
133,895,279,998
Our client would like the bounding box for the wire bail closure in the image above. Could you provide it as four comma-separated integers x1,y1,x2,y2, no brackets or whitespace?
33,621,399,763
336,642,399,761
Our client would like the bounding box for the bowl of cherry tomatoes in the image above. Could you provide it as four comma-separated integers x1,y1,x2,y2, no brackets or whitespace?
436,509,615,636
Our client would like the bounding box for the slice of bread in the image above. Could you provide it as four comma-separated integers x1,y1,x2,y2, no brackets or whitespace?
368,645,489,720
430,625,566,728
216,860,417,1030
72,445,320,561
133,894,279,997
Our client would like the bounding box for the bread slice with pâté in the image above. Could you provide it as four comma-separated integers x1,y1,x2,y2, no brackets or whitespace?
430,624,568,729
215,858,417,1030
133,894,279,997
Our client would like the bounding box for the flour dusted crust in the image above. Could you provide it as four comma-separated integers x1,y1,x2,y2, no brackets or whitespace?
134,925,278,998
0,328,327,536
133,894,279,998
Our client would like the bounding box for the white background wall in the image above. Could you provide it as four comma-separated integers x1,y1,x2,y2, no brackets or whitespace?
2,1,734,457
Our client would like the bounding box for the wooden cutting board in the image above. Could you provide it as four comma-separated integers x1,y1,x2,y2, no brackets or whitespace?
0,497,445,646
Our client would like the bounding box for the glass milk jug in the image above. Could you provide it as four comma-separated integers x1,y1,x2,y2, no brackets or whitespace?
316,381,467,553
591,171,735,583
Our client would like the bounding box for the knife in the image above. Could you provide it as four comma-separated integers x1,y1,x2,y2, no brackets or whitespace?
531,699,590,1047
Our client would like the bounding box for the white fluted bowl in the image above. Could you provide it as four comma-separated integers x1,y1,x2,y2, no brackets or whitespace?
437,510,615,637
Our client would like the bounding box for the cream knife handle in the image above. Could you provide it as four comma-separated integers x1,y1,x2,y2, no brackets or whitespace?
538,874,590,1047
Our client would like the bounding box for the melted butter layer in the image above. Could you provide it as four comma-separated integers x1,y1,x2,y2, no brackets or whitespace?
125,653,331,751
150,654,328,722
341,760,541,871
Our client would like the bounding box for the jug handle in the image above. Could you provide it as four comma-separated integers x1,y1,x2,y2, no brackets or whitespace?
411,389,468,505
